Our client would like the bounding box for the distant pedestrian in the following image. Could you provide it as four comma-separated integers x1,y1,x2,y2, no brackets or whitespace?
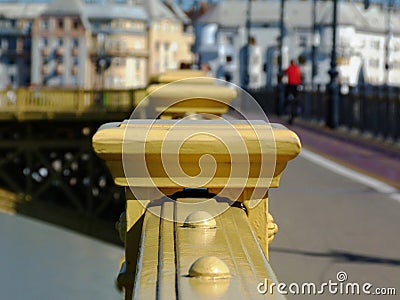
283,59,302,124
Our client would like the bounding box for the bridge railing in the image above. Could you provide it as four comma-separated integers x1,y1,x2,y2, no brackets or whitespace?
93,120,301,300
0,88,147,120
249,84,400,142
93,71,302,299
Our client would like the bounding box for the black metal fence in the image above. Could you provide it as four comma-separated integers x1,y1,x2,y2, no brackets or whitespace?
249,85,400,142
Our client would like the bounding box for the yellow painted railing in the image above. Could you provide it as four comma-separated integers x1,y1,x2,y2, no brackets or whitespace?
130,196,286,300
146,69,233,119
0,88,147,120
92,71,301,299
93,120,301,299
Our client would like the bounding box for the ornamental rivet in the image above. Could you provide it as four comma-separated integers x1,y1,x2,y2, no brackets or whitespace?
183,211,216,229
188,256,230,279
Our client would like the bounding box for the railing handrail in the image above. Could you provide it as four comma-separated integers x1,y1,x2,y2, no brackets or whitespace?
248,85,400,142
0,88,145,120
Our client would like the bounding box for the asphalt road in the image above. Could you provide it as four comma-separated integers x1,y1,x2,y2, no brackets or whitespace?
269,154,400,299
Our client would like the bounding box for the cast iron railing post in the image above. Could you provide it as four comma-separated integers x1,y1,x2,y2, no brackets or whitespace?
277,0,286,116
326,0,339,129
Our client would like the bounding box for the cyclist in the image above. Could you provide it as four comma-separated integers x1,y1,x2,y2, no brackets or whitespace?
283,59,302,124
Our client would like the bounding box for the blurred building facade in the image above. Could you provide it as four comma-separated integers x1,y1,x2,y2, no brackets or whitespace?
146,0,193,75
31,0,90,87
0,3,47,89
0,0,194,89
196,1,400,88
82,0,148,89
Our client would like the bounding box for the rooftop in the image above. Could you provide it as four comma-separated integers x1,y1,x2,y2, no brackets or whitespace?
0,3,47,18
43,0,84,16
83,3,147,21
198,1,400,34
0,0,185,23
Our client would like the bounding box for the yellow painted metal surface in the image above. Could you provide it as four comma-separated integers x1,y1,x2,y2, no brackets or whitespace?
149,70,210,84
132,198,285,299
93,121,301,190
92,118,301,299
0,88,145,120
146,83,237,101
93,120,300,258
145,83,237,118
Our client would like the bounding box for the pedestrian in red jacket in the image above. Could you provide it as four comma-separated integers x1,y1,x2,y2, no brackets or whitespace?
285,59,301,92
283,59,302,124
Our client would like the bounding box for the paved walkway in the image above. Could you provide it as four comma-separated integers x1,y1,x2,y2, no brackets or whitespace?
0,212,124,300
271,116,400,189
229,106,399,188
269,154,400,299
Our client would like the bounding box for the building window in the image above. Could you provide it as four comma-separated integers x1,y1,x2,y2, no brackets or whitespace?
164,42,170,51
155,41,160,51
41,19,49,30
24,39,31,51
115,40,122,50
111,20,118,29
73,18,80,29
136,22,144,30
58,38,64,46
114,57,126,66
57,19,64,29
1,39,9,50
369,58,380,68
163,23,169,32
154,23,160,31
73,38,79,47
136,59,140,71
299,35,307,47
99,22,110,30
16,38,23,53
134,40,142,49
16,20,25,30
370,40,380,50
0,20,11,28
